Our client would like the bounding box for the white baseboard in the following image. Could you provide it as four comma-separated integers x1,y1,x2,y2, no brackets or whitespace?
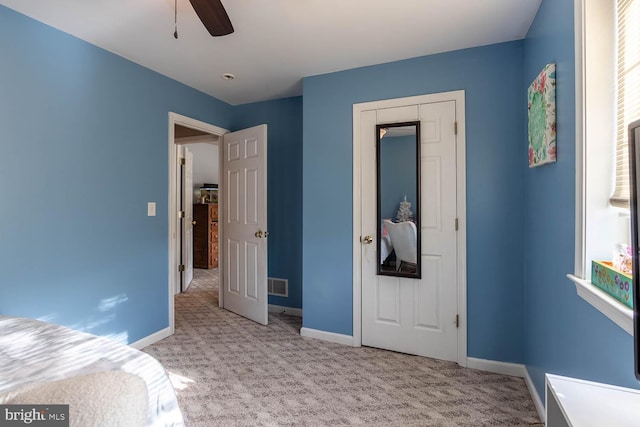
300,327,354,346
129,326,173,350
268,304,302,317
524,367,545,423
467,357,527,378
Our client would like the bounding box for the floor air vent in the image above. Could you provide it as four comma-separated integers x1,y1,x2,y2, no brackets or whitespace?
268,277,288,297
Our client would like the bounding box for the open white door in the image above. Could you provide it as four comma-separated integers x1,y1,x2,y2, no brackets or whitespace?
182,146,194,290
222,124,268,325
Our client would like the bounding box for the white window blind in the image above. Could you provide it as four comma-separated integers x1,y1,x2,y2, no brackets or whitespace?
611,0,640,208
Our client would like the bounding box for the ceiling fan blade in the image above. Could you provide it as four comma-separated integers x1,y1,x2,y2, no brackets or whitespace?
189,0,234,37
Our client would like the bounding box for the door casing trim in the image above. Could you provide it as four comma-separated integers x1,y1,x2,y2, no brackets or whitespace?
168,112,228,335
352,91,468,367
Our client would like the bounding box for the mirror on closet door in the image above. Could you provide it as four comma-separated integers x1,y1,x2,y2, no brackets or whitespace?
377,121,421,279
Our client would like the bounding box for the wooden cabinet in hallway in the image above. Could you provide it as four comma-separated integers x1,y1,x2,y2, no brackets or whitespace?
193,203,218,268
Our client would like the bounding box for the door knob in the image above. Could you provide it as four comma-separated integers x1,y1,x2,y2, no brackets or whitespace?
361,235,373,244
255,230,263,238
192,220,197,225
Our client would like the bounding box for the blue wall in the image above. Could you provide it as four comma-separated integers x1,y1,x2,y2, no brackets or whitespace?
380,135,417,221
0,5,233,343
302,42,526,362
231,97,303,309
523,0,640,398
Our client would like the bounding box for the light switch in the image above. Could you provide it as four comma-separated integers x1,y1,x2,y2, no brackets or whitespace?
147,202,156,217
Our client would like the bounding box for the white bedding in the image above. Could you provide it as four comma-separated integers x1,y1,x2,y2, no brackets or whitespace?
380,234,393,263
0,316,184,427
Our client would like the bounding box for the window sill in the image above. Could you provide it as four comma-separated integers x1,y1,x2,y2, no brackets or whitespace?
567,274,633,335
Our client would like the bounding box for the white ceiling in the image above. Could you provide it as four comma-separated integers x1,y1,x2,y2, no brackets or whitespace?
0,0,542,106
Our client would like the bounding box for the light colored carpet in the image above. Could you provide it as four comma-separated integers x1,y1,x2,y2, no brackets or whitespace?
143,269,542,427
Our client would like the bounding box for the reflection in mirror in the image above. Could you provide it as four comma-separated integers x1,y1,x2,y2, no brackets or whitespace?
377,121,421,279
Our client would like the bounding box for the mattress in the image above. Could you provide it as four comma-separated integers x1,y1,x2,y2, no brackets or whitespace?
0,316,184,426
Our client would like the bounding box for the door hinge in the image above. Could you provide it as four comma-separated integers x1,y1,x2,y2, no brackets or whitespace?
455,218,459,231
456,314,459,328
179,157,185,165
178,210,185,218
454,121,458,135
178,264,185,272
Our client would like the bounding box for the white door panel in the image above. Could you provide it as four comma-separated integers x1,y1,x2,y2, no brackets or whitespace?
227,239,241,294
376,277,400,324
415,255,441,329
362,101,458,361
246,169,259,224
222,125,268,325
377,105,419,123
421,157,441,230
246,241,259,299
182,146,194,290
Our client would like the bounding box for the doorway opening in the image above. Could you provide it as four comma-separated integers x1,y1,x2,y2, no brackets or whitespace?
176,131,220,293
168,113,228,334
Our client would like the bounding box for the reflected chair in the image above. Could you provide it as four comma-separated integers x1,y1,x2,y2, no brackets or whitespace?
383,219,418,272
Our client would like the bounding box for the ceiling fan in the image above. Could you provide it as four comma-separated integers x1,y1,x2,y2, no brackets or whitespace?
188,0,234,36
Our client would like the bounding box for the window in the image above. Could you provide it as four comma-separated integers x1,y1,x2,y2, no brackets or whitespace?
611,0,640,208
572,0,639,334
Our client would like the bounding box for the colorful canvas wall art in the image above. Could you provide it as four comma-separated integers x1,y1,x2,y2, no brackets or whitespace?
528,63,557,167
